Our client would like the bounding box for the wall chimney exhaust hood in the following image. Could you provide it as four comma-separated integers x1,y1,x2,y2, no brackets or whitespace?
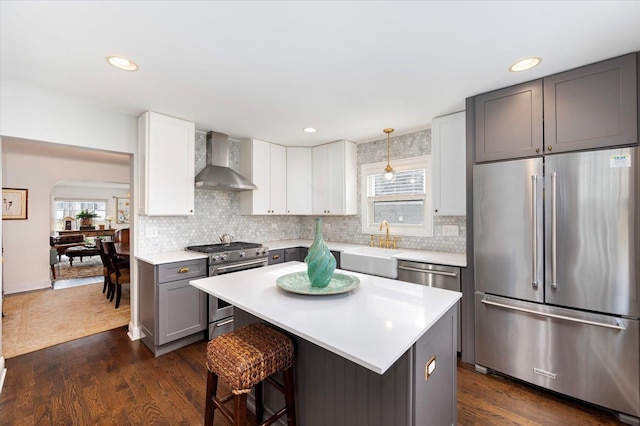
195,131,258,191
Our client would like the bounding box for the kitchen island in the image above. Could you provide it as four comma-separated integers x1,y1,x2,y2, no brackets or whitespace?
190,262,461,426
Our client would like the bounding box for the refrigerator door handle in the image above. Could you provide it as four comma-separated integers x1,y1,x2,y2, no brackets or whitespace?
481,298,626,331
531,175,538,288
551,172,558,289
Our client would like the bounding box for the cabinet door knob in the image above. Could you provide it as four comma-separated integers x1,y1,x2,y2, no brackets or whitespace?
547,146,553,151
535,148,540,153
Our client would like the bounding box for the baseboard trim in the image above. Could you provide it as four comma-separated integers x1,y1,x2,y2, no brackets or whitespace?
128,322,142,341
0,356,7,396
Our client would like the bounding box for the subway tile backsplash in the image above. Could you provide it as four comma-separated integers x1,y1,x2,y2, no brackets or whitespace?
138,130,466,255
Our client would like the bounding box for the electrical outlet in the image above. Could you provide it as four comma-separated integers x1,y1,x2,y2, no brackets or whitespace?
325,223,331,230
271,223,277,229
442,225,459,237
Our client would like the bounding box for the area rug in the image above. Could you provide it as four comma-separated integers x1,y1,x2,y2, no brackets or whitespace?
56,254,104,280
2,282,130,358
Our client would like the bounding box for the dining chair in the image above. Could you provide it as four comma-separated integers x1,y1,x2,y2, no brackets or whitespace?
95,238,112,296
102,241,131,308
49,248,60,281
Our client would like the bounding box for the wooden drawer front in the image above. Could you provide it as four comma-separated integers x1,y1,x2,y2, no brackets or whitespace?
158,259,207,283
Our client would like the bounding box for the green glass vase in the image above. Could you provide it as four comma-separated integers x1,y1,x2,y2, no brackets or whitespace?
305,217,336,288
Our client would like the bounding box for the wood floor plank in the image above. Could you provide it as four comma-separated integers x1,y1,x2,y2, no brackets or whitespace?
0,326,627,425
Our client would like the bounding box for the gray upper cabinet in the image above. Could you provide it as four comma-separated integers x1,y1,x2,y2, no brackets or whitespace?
474,80,543,162
543,53,638,153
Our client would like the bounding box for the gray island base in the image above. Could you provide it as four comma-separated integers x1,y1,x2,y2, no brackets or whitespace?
190,262,460,426
235,306,457,426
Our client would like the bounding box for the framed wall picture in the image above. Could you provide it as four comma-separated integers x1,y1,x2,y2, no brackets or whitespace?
116,197,130,224
2,188,28,220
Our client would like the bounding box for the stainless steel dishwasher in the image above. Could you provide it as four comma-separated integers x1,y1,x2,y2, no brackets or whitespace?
397,260,461,352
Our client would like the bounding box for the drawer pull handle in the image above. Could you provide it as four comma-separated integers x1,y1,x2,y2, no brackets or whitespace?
216,319,234,327
272,255,280,260
178,267,190,273
397,265,457,277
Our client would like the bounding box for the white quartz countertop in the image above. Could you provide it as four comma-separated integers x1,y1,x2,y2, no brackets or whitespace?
136,250,208,265
265,239,467,267
190,262,461,374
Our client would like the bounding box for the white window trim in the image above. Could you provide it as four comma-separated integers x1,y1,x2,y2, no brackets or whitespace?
360,156,433,237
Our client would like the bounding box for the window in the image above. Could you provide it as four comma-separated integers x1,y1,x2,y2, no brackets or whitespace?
361,156,432,237
54,199,107,231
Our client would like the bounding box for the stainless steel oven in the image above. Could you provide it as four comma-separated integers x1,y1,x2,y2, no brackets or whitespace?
186,242,268,339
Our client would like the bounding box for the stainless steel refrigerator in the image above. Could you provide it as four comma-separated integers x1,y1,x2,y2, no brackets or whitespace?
474,146,639,422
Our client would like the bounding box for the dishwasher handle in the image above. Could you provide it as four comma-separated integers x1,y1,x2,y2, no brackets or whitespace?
397,265,458,278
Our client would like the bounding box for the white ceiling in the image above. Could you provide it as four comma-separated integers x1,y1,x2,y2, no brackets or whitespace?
1,1,639,147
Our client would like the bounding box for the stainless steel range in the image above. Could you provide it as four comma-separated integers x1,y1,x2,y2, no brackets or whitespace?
186,242,269,339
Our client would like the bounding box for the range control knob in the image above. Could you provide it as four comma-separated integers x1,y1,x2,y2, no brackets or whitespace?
212,255,220,262
220,254,228,261
239,251,246,258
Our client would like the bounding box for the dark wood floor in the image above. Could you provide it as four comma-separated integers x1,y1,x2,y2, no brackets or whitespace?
0,326,625,425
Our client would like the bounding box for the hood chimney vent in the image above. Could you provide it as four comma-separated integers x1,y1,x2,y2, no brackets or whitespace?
194,131,258,191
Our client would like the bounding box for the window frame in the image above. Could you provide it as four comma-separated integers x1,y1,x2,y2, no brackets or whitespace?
360,155,433,237
54,198,107,231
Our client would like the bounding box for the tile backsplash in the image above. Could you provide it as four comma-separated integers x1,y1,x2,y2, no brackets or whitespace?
138,130,466,255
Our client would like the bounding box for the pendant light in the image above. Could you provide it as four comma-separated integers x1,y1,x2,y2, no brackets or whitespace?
383,128,395,180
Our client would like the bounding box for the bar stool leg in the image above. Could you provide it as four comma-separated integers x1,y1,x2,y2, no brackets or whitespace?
204,371,218,426
234,393,248,426
283,366,297,426
255,381,264,423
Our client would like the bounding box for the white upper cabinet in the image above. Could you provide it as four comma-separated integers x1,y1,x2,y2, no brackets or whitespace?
312,140,357,215
286,147,312,214
239,139,287,215
432,111,466,216
138,111,195,216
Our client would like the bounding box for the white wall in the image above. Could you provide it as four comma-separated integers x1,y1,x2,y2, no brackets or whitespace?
2,147,130,294
0,77,138,295
0,78,137,154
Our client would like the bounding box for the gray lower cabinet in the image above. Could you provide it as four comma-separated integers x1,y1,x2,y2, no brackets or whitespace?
544,53,637,153
268,249,285,265
139,258,207,356
276,246,340,268
475,80,543,162
284,247,300,262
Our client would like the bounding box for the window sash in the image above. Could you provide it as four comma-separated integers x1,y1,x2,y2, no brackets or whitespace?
367,168,426,197
360,156,433,237
54,199,107,230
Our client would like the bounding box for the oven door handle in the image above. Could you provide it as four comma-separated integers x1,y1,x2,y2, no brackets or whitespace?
213,258,267,273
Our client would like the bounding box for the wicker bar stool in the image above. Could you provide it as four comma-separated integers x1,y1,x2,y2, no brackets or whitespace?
204,323,297,426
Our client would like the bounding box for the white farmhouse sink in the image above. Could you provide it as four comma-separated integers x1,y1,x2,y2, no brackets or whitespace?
340,246,403,279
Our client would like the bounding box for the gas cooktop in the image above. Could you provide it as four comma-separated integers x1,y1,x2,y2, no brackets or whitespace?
186,242,263,254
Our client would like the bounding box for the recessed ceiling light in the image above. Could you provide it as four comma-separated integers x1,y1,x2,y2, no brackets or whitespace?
303,127,317,133
509,57,542,72
106,56,138,71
